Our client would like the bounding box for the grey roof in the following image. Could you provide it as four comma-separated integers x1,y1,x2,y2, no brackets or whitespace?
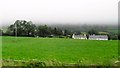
74,35,87,38
89,35,108,38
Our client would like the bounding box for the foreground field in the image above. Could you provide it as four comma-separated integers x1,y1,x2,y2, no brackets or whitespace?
2,36,118,66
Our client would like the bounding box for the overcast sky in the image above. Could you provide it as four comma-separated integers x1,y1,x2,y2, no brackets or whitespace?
0,0,119,26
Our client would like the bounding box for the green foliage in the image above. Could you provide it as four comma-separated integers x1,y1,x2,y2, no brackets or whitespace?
6,20,36,36
107,32,118,40
88,29,98,35
6,20,65,37
0,29,2,36
118,34,120,40
37,25,51,37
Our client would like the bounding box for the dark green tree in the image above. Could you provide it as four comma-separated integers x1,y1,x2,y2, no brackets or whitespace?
118,33,120,40
53,27,63,36
7,20,36,37
37,25,52,37
88,29,98,35
0,29,2,36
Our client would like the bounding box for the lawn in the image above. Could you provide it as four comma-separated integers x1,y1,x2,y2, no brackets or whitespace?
2,36,118,66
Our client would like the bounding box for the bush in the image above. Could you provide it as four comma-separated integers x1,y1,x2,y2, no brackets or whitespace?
59,36,66,38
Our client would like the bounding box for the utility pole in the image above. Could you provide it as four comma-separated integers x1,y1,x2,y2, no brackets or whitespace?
15,23,17,38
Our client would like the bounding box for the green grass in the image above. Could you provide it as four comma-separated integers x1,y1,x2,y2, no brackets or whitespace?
0,36,2,67
2,36,118,66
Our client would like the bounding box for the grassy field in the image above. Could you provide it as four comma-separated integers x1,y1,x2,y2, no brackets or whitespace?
2,36,118,66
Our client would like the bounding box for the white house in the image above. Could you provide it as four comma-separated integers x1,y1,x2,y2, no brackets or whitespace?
89,35,108,40
72,34,87,39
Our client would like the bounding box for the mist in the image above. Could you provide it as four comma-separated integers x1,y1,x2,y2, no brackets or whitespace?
1,0,119,27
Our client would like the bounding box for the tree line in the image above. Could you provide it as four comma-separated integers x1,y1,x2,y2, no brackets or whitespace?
1,20,72,38
0,20,119,40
